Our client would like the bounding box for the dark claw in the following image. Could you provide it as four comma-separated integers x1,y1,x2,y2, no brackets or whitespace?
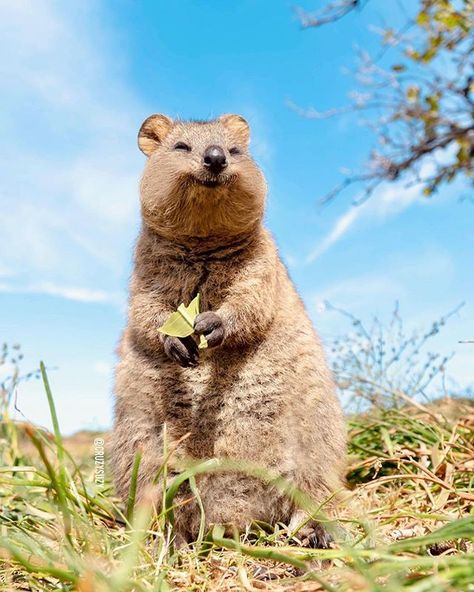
306,523,334,549
194,312,225,348
289,520,335,550
163,335,199,367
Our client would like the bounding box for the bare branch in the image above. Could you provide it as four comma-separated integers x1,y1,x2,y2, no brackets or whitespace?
293,0,474,204
295,0,364,29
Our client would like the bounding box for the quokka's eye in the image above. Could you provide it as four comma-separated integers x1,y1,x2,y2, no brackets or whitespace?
229,147,241,155
174,142,191,152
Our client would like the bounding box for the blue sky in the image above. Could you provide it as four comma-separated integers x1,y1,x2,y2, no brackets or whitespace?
1,0,472,434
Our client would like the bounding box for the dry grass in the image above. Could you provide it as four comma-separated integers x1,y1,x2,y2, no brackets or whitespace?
0,365,472,591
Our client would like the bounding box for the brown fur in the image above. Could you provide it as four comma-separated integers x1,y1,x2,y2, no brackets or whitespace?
111,114,346,544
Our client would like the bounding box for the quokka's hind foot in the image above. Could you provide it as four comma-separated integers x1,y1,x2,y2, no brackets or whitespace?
301,522,334,549
288,512,335,549
286,513,336,574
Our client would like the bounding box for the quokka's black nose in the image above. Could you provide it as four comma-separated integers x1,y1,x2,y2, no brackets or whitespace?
203,145,227,174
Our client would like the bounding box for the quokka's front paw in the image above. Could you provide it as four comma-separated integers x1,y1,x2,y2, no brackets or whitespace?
194,311,225,348
162,334,199,367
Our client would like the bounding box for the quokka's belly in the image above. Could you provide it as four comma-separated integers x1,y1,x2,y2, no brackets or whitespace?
181,330,320,465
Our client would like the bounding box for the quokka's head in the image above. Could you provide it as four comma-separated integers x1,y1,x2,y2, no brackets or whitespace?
138,114,267,240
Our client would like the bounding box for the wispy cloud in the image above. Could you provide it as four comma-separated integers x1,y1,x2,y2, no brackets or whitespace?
306,207,361,263
0,281,123,306
306,179,426,264
0,0,144,303
312,249,454,315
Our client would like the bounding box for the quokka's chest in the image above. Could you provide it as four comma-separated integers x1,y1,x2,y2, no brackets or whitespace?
156,257,240,311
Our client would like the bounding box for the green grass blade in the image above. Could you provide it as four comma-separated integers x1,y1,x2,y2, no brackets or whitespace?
126,448,143,522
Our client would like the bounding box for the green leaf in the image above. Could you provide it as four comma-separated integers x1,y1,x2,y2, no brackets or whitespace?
187,292,201,318
435,11,460,30
407,85,420,102
406,48,421,61
421,47,437,63
416,11,429,26
426,95,439,112
158,293,209,349
158,310,195,338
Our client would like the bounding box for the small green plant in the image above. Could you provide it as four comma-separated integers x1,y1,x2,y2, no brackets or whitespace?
327,301,465,410
0,343,40,418
158,293,208,349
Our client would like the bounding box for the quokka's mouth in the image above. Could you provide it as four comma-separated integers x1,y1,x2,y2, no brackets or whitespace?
197,178,220,188
190,172,236,188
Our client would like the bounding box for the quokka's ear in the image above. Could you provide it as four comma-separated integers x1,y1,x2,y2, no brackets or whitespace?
138,114,174,156
219,114,250,146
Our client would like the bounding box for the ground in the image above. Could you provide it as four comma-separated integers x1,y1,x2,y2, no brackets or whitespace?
0,387,473,591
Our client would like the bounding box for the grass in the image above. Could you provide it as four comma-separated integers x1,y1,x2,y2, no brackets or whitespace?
0,365,473,591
